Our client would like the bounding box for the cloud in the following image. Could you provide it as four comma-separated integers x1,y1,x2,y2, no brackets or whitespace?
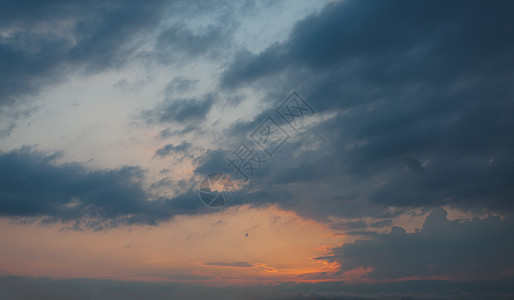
154,21,235,64
0,147,206,229
141,94,216,125
222,1,514,93
330,220,367,231
0,0,172,106
321,208,514,280
205,0,514,219
0,0,244,108
369,220,393,228
164,77,199,95
154,142,192,158
0,106,39,137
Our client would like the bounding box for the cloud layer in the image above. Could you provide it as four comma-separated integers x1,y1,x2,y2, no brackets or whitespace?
1,0,514,294
322,208,514,280
0,147,205,229
213,0,514,219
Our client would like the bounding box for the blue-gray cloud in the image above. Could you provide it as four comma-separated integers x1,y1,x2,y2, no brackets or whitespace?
0,0,170,106
164,77,199,95
211,0,514,218
320,208,514,280
0,0,243,108
142,94,216,125
155,21,235,64
0,147,206,229
154,141,192,158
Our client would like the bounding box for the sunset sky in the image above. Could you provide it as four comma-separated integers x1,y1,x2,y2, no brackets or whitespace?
1,1,514,299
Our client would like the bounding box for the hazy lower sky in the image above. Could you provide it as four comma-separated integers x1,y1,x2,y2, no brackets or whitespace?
1,1,514,299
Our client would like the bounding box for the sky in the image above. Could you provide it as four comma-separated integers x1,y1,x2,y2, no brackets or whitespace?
1,0,514,299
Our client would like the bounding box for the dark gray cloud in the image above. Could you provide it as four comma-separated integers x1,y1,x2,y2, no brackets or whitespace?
330,220,367,231
0,0,170,106
212,0,514,217
142,94,216,125
320,208,514,280
0,147,206,229
369,219,393,228
0,106,39,137
222,1,514,95
193,149,233,176
158,124,205,139
0,0,242,108
154,141,192,158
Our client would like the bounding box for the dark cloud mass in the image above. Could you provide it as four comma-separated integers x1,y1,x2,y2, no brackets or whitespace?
321,208,514,280
0,0,169,106
217,0,514,216
0,0,238,107
0,147,205,229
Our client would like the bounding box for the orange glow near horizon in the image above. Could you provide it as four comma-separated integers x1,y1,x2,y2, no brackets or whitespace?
0,204,355,285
